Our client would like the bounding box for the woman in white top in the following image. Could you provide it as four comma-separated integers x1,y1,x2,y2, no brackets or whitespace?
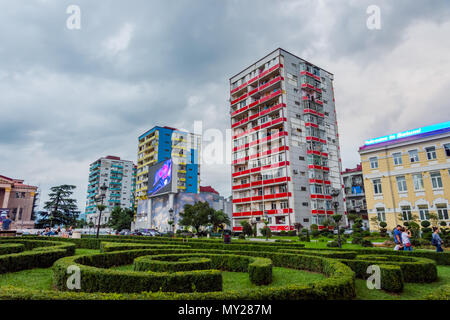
401,227,413,251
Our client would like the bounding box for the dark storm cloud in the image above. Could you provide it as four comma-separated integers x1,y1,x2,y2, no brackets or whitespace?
1,0,449,210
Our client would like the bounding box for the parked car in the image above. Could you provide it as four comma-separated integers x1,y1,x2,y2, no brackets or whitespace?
119,229,131,236
343,229,354,235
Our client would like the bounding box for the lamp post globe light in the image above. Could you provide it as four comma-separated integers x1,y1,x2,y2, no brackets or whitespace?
95,182,108,239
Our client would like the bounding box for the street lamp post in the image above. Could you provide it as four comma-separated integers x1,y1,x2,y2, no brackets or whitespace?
95,183,108,239
330,188,342,248
168,208,174,236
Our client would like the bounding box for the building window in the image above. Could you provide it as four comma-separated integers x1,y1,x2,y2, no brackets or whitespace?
271,202,277,210
369,157,378,169
280,201,288,209
396,176,407,192
444,143,450,157
376,208,386,222
409,150,419,163
401,206,412,221
418,205,430,220
413,173,424,191
437,204,449,220
373,179,382,194
425,146,437,160
393,152,402,165
430,172,443,189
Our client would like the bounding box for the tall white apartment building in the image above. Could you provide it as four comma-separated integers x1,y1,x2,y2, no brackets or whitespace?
230,48,346,232
85,156,136,225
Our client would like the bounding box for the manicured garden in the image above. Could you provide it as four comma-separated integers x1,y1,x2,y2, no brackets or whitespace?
0,236,448,300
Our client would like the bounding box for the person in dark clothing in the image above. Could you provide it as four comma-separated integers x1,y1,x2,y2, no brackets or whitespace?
1,215,12,230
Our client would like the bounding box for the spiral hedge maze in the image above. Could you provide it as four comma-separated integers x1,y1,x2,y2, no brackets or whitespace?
0,235,449,300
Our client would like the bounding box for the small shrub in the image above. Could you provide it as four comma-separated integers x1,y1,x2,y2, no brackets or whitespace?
326,241,339,248
361,239,373,247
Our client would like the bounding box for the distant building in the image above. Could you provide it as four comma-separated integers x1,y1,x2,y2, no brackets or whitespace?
0,175,38,229
359,121,450,231
136,126,201,202
134,125,201,230
134,184,231,232
342,164,368,229
85,156,136,226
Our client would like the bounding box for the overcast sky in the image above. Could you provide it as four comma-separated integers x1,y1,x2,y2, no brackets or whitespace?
1,0,450,212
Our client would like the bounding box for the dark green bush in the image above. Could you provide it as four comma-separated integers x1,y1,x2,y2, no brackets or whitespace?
361,240,373,247
380,265,404,292
327,241,339,248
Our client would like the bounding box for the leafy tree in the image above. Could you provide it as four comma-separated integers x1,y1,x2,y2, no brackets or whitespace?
331,214,343,248
379,221,388,237
209,210,231,232
293,222,303,233
42,185,80,227
240,220,253,237
107,206,134,232
75,218,86,228
179,201,213,234
352,218,364,244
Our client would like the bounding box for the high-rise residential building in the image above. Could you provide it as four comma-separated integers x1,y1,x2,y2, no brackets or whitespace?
342,164,368,228
230,48,345,233
0,175,38,229
136,126,201,201
84,156,136,225
359,121,450,231
134,126,202,230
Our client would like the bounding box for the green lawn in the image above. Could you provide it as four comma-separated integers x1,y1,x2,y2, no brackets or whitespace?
222,267,324,291
0,268,53,290
355,266,450,300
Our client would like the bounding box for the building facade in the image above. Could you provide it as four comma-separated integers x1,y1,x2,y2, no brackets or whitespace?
0,175,38,229
134,126,201,230
342,164,369,228
84,156,136,225
136,126,201,202
359,121,450,231
230,48,345,233
134,185,231,232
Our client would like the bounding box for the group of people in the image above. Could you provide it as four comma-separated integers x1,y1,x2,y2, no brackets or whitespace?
393,225,444,252
39,226,73,237
393,225,413,251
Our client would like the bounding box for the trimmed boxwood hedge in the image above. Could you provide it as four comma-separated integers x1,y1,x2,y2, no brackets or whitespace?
0,243,24,255
134,253,273,285
0,240,75,274
134,255,213,272
53,248,223,293
349,254,437,283
51,243,355,299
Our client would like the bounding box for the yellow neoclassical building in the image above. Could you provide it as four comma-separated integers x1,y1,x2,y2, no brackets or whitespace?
359,121,450,231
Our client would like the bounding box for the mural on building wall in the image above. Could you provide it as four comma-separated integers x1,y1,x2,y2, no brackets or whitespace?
149,192,220,231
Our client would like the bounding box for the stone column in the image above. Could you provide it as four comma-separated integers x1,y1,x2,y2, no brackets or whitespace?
2,187,11,208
